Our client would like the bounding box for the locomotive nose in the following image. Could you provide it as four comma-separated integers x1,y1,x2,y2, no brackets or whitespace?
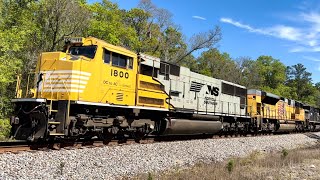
35,52,90,101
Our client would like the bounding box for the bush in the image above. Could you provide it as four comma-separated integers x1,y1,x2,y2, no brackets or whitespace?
147,172,153,180
226,159,235,173
281,148,289,158
0,118,11,141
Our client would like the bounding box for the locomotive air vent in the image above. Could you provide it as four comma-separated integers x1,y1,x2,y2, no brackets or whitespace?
116,92,124,101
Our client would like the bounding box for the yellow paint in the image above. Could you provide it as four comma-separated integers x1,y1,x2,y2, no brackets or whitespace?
247,94,262,117
247,92,305,122
31,37,169,109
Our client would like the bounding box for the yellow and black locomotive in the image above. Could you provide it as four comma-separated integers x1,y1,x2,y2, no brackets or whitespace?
10,37,320,142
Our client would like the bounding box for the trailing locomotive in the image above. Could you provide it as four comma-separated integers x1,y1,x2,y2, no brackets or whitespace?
10,37,320,143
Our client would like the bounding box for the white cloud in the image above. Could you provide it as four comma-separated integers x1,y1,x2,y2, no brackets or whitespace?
220,18,302,41
302,56,320,62
220,11,320,53
289,46,320,52
220,18,267,34
308,40,317,46
192,16,206,20
268,25,302,41
289,46,306,52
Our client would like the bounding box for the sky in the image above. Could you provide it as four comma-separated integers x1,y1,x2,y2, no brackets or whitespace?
89,0,320,83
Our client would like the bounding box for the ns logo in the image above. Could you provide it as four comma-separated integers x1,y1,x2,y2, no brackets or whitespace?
206,85,219,96
190,81,219,96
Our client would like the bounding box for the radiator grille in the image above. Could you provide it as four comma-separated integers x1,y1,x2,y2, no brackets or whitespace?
140,81,162,91
139,96,164,105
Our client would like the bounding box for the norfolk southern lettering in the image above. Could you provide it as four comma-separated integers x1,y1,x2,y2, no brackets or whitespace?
206,85,219,96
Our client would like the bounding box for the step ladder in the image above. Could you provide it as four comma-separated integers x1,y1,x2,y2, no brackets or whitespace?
45,76,71,137
47,99,59,115
46,99,65,136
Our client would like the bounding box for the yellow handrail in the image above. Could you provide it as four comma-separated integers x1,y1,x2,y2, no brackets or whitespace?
15,74,21,98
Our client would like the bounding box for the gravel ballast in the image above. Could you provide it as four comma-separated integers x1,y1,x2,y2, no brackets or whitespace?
0,133,320,179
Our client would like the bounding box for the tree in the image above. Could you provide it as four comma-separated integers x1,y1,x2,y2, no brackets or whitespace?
174,27,222,64
255,56,286,90
315,82,320,91
286,63,315,102
197,48,239,83
138,0,221,64
236,57,261,88
136,0,187,60
159,27,187,62
86,0,139,49
0,0,33,117
35,0,90,52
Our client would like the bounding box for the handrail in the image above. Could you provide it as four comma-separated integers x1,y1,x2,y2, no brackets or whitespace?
15,74,21,98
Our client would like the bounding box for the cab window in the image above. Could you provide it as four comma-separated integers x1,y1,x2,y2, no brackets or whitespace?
69,45,97,59
103,49,111,64
112,52,134,69
112,52,127,68
128,58,133,69
103,49,133,69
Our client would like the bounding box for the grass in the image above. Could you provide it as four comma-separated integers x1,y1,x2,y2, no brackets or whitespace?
133,143,320,180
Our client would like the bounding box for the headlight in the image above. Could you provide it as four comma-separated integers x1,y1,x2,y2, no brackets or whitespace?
11,116,19,125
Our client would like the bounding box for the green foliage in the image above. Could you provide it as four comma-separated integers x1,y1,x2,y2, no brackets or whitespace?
147,172,153,180
197,48,240,83
0,119,11,140
256,55,286,89
281,148,289,158
86,0,139,49
286,63,316,105
226,159,235,173
237,57,261,89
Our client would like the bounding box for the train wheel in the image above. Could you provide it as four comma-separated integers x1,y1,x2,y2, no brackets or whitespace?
99,129,113,145
117,129,127,144
133,130,145,143
235,131,239,137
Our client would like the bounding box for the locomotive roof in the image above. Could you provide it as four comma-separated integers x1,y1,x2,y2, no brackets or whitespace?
221,80,246,89
86,36,137,56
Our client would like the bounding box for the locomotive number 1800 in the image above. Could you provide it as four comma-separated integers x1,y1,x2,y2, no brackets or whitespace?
111,69,129,79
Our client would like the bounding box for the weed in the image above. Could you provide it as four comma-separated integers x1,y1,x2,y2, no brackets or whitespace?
147,172,153,180
59,161,65,175
226,159,235,173
281,148,288,158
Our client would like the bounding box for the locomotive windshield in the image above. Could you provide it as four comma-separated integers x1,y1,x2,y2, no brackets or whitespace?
69,45,97,59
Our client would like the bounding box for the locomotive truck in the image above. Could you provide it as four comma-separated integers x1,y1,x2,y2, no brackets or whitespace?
10,37,320,143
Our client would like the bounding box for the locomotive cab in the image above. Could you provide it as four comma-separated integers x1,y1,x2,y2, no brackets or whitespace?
11,37,169,142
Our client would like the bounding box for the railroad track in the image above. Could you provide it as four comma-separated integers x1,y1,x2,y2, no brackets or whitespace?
0,141,34,154
0,138,156,154
0,132,303,154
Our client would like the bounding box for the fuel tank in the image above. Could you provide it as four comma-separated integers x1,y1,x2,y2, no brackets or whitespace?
277,124,296,132
162,119,222,135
